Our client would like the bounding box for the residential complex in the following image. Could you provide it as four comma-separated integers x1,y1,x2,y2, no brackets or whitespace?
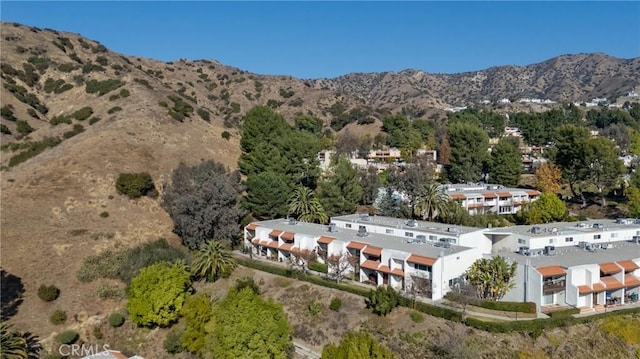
245,215,640,312
442,183,541,215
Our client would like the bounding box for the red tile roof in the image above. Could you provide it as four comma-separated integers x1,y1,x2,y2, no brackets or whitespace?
407,254,436,266
482,193,497,198
577,283,606,294
592,283,606,292
269,230,283,238
577,285,592,294
391,268,405,276
496,192,512,197
317,236,336,244
363,246,382,257
618,260,640,272
265,241,279,249
347,241,367,250
526,190,541,196
601,276,624,290
537,266,566,277
279,243,294,251
378,265,391,273
251,238,260,244
625,274,640,287
600,262,622,275
246,223,258,231
281,232,295,241
361,260,381,270
449,194,466,200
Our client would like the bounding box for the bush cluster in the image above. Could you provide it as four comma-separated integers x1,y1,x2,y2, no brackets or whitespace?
85,79,124,96
96,284,123,299
410,311,424,323
308,261,328,273
308,300,322,316
72,107,93,121
115,172,157,199
108,312,125,327
8,137,61,167
38,284,60,302
50,309,67,325
445,292,536,313
329,297,342,311
43,78,73,94
547,307,580,318
15,120,34,136
56,330,78,345
50,115,72,126
63,124,85,139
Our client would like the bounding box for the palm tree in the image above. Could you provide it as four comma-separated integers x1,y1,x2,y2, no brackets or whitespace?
413,183,449,221
191,241,237,282
288,186,328,224
1,322,40,359
465,256,517,300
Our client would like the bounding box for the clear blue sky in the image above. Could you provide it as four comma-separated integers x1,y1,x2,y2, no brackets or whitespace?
2,1,639,79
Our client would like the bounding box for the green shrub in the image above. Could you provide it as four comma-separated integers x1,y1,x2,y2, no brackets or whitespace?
108,312,125,327
221,131,231,140
56,330,78,345
329,297,342,311
308,300,322,316
197,107,210,122
234,276,260,295
50,115,72,126
58,63,78,72
16,120,34,135
410,311,424,323
27,108,39,118
50,309,67,325
72,106,93,121
164,329,184,354
547,307,580,318
444,292,536,313
8,137,61,167
279,87,295,98
63,124,84,139
85,79,124,96
99,211,109,218
368,286,400,316
96,284,123,299
38,284,60,302
308,261,328,273
107,106,122,114
1,105,16,121
88,117,101,125
93,327,103,340
115,172,156,199
158,101,168,108
134,78,153,89
0,124,11,135
119,88,130,98
95,56,108,66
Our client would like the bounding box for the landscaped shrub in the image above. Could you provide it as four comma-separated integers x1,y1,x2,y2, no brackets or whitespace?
329,297,342,311
108,312,125,327
308,261,328,273
410,311,424,323
444,292,536,313
233,276,260,295
115,172,156,199
547,307,580,318
50,309,67,325
368,286,400,316
56,330,78,345
38,284,60,302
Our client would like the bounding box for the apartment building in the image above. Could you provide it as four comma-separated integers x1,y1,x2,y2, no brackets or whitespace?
245,216,484,300
442,183,541,215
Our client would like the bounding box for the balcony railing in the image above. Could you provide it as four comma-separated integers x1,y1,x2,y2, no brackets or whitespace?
543,279,566,293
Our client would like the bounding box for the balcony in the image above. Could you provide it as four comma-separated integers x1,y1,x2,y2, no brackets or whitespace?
543,279,566,293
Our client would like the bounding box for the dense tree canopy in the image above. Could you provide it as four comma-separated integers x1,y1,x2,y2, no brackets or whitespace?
584,137,625,206
534,162,562,194
242,171,292,220
551,124,591,198
162,160,245,249
181,293,213,354
204,287,293,359
489,137,522,187
517,193,567,224
317,157,363,217
321,331,396,359
446,121,489,183
127,261,192,327
288,186,328,224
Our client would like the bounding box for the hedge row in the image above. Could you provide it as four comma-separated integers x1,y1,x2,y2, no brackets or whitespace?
444,292,536,313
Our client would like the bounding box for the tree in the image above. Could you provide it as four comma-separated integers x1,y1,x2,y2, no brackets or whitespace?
321,331,396,359
465,256,517,301
317,157,363,216
115,172,157,199
288,186,328,224
191,241,236,282
368,286,400,316
243,171,292,220
446,121,489,183
387,157,436,215
414,183,449,221
551,124,591,205
1,322,41,359
626,186,640,217
534,162,562,194
204,287,293,359
585,137,625,207
517,193,566,224
181,293,213,354
359,166,382,205
294,114,323,136
327,253,354,283
162,160,245,249
289,249,317,274
335,129,359,158
489,137,522,187
127,261,192,327
1,270,25,321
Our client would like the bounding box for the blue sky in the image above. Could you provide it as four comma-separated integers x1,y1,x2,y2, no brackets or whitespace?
1,1,639,79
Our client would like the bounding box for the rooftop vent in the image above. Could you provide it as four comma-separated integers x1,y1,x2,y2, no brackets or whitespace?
593,223,604,229
288,218,297,225
447,227,459,233
544,245,556,256
518,246,530,256
327,223,338,233
531,226,541,234
359,214,371,221
406,220,417,228
356,226,369,237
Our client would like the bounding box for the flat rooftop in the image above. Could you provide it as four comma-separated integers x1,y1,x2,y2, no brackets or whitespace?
441,183,535,195
331,214,482,236
499,241,640,268
486,218,640,238
251,218,471,259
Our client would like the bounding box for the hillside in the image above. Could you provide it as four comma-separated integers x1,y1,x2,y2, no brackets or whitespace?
1,21,640,354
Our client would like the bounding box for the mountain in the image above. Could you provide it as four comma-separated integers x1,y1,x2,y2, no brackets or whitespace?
310,53,640,107
0,22,638,340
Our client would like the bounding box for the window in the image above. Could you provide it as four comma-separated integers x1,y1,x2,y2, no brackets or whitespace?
565,237,574,243
415,264,430,272
518,238,526,244
499,206,512,213
499,197,509,201
405,232,414,238
346,224,351,228
429,235,437,241
594,234,601,239
386,229,394,234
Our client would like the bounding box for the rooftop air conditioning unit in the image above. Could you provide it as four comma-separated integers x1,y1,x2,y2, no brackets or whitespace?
544,245,556,256
518,246,530,256
531,226,541,234
593,223,604,229
447,227,459,233
288,218,297,225
406,220,417,227
359,214,371,221
327,223,337,233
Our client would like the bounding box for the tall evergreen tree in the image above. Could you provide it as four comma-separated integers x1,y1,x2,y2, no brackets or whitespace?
489,137,522,187
318,157,363,216
446,121,489,183
242,171,292,220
